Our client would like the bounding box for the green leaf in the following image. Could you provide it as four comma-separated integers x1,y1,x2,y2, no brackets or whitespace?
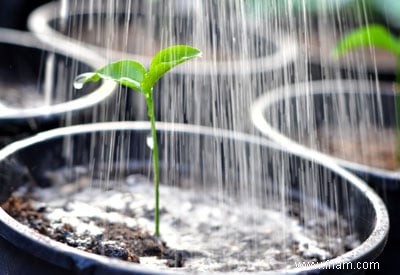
74,60,147,92
334,24,400,58
144,45,202,91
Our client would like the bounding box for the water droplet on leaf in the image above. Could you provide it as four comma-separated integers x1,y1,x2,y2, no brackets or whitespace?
146,135,154,150
73,73,97,89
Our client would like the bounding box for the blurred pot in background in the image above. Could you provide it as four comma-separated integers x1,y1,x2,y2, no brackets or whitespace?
0,28,116,145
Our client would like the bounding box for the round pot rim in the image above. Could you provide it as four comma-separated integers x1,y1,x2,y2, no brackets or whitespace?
28,1,298,76
0,121,389,274
251,79,400,181
0,28,117,120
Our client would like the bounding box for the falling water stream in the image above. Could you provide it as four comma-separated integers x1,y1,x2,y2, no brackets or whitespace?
5,0,393,272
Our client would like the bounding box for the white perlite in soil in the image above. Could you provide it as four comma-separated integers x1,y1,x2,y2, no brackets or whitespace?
15,173,360,272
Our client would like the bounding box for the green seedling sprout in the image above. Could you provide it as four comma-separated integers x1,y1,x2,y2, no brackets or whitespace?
334,24,400,161
334,24,400,83
74,45,202,237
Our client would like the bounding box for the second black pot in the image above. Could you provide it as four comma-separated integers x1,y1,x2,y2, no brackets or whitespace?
251,79,398,273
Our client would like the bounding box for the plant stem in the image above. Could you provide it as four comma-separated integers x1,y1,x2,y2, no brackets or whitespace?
145,92,160,237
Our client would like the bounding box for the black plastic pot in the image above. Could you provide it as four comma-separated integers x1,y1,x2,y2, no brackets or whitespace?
0,121,389,274
0,27,117,145
28,0,298,131
251,79,398,273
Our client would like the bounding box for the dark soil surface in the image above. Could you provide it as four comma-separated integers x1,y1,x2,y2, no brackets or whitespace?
315,127,399,171
1,196,190,268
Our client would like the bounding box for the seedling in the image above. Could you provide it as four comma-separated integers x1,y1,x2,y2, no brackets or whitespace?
334,24,400,83
334,24,400,161
74,45,202,236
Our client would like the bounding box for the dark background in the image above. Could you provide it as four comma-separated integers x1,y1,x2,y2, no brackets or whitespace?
0,0,52,30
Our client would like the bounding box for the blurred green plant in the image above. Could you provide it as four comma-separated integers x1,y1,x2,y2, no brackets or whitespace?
334,24,400,83
74,45,202,237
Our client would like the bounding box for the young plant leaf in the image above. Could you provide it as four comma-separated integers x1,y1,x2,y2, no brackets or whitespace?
334,24,400,58
144,45,202,90
74,60,147,92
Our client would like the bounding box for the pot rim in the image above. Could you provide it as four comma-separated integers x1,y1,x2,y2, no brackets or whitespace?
0,28,117,120
0,121,389,274
27,1,298,76
251,79,400,181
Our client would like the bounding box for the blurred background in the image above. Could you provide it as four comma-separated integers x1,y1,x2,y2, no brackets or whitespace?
0,0,51,30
